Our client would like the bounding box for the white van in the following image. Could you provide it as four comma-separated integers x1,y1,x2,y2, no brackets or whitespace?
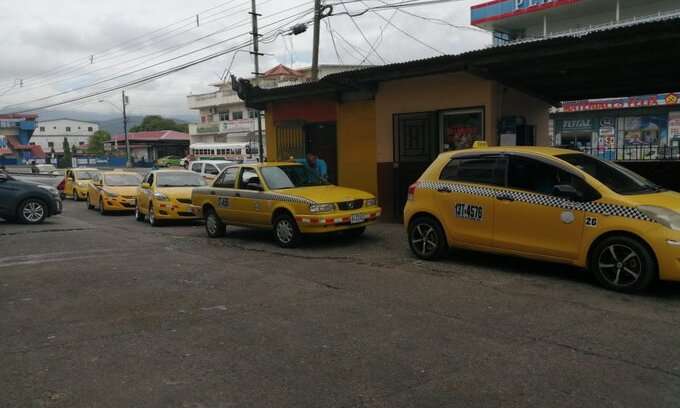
189,160,235,182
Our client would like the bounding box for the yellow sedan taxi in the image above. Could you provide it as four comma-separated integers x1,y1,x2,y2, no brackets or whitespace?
64,168,99,201
191,162,381,247
135,169,206,226
405,146,680,293
86,171,142,214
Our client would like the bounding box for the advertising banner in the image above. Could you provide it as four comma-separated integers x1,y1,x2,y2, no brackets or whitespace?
669,112,680,142
562,92,680,112
0,135,10,155
442,110,484,151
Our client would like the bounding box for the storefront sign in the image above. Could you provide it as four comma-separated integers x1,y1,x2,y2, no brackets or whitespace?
560,118,594,131
562,92,680,112
196,123,220,134
0,135,9,155
669,112,680,141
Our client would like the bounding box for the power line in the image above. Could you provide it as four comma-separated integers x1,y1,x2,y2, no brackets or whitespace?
324,19,344,64
331,28,378,65
340,3,388,64
360,8,397,64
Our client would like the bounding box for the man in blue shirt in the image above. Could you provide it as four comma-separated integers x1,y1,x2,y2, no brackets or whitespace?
300,153,328,180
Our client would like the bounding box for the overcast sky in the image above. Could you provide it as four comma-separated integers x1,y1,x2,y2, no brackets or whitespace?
0,0,490,120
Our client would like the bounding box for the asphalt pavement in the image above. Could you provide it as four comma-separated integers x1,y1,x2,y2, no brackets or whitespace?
2,201,680,407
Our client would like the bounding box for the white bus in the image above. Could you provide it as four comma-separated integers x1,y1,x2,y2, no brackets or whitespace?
188,142,261,163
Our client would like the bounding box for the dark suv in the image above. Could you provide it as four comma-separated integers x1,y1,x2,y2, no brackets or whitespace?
0,172,62,224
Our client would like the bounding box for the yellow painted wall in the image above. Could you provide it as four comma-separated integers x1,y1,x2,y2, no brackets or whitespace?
264,104,277,161
375,72,496,163
336,99,378,196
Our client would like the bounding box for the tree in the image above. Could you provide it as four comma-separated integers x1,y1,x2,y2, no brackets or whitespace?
60,138,72,168
88,130,111,155
129,115,188,133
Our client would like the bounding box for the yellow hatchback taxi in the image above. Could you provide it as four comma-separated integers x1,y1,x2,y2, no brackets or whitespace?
405,146,680,293
64,168,99,201
135,169,206,226
86,171,142,214
191,162,381,247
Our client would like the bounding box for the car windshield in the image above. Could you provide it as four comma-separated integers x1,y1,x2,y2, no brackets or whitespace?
557,153,664,195
104,174,142,186
261,165,329,189
157,172,206,187
75,171,97,180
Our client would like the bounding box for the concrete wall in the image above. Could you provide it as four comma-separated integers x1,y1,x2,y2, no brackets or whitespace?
497,86,552,145
337,99,378,196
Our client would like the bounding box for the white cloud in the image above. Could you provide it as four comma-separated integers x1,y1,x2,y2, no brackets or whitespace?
0,0,490,119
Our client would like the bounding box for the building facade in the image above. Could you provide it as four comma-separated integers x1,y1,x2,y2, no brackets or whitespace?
31,119,99,155
471,0,680,160
0,114,42,165
105,130,190,165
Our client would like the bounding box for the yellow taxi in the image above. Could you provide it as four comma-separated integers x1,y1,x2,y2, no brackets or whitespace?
86,171,142,214
64,168,99,201
191,162,381,247
404,146,680,293
135,169,206,226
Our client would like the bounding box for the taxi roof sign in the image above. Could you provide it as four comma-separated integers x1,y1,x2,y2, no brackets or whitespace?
472,141,488,149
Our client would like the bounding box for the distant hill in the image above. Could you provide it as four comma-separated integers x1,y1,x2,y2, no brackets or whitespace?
98,115,145,135
32,109,195,135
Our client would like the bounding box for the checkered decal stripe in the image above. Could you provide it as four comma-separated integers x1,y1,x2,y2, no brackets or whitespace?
266,193,315,205
416,181,654,223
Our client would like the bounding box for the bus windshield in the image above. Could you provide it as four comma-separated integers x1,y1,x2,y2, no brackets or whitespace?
261,165,329,189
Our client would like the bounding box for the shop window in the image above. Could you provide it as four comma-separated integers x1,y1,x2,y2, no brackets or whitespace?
440,109,484,151
440,156,506,186
219,111,230,121
232,111,243,120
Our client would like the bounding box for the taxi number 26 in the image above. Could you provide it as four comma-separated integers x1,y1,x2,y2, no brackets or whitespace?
455,203,483,221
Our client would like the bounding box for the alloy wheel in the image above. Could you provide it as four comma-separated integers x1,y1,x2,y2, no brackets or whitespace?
22,201,45,223
597,244,642,287
206,213,218,235
411,223,439,257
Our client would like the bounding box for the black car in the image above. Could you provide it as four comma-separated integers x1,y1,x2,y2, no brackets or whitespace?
0,172,62,224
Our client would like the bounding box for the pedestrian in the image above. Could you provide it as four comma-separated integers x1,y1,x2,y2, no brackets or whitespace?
30,160,38,174
302,152,328,180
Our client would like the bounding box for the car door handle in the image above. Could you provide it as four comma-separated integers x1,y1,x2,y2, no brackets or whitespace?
235,192,241,197
437,187,450,193
495,194,515,202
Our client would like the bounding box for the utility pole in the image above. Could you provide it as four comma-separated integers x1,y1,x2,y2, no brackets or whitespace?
250,0,265,162
311,0,322,81
122,90,132,168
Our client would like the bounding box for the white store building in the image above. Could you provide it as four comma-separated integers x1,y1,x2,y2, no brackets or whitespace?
31,118,99,154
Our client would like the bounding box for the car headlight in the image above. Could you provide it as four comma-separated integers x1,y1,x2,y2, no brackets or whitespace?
638,205,680,230
153,192,170,201
103,190,119,197
309,203,335,213
365,198,378,207
37,184,60,197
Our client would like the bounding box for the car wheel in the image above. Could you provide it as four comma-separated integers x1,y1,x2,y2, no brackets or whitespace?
273,213,301,248
72,189,79,201
99,198,107,215
135,204,145,222
343,226,366,239
205,208,226,238
589,235,657,293
18,199,47,224
87,195,94,210
148,203,162,227
408,216,448,260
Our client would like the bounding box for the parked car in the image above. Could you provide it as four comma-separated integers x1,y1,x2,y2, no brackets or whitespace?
135,170,206,226
404,145,680,293
64,168,99,201
86,171,142,214
0,172,62,224
189,160,236,183
191,162,381,247
155,156,182,168
34,164,62,175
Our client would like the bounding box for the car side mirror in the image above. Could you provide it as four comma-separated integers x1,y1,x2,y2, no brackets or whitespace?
141,182,151,189
553,184,582,201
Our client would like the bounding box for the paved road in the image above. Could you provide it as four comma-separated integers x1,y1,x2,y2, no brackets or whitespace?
2,201,680,407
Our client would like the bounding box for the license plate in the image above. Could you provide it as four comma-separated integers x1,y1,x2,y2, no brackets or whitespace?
351,214,367,224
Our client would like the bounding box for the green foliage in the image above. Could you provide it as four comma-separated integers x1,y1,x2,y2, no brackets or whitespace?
129,115,188,133
60,138,72,168
88,130,111,155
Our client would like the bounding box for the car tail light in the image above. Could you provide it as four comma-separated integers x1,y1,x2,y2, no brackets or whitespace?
407,183,417,201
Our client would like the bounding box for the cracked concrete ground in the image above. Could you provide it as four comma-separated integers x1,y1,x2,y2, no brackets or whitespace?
2,200,680,407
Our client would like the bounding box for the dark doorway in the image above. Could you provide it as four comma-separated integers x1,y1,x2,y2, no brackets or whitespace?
305,123,337,184
393,112,438,220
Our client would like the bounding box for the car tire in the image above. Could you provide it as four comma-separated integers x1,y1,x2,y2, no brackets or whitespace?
205,208,226,238
87,195,94,210
148,203,162,227
408,216,448,261
99,198,107,215
72,189,79,201
17,199,47,225
344,226,366,239
589,235,657,293
135,204,145,222
273,213,301,248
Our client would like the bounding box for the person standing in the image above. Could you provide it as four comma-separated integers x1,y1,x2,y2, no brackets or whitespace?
302,152,328,180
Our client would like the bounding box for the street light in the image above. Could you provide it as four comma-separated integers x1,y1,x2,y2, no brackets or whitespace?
98,91,132,168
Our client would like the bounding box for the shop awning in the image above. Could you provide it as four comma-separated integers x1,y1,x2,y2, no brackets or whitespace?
237,16,680,108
